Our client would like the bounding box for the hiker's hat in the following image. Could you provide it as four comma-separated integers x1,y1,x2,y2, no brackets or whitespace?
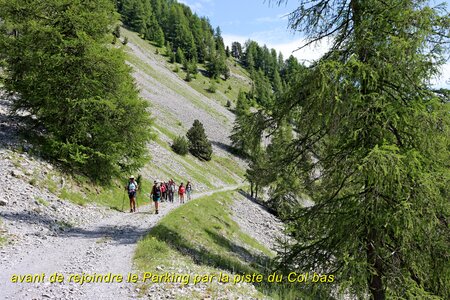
130,175,134,179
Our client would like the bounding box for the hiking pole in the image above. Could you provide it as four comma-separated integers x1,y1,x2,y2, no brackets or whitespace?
135,191,139,212
121,188,126,212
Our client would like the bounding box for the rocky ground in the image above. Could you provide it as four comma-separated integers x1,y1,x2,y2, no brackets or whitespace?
230,192,286,255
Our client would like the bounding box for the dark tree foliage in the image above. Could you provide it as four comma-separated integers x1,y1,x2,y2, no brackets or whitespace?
263,0,450,299
113,24,121,38
171,135,189,155
250,69,274,107
175,47,185,64
0,0,153,181
230,90,265,157
231,38,302,100
225,46,230,58
186,120,212,161
206,52,228,79
231,41,243,59
116,0,225,77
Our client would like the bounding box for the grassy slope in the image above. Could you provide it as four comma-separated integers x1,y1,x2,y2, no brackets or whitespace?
123,28,251,108
134,190,308,299
134,191,273,299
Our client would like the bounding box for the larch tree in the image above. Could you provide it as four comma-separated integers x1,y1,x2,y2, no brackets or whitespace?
267,0,449,299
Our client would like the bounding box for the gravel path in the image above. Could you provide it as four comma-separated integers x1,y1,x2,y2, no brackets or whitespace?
0,185,243,300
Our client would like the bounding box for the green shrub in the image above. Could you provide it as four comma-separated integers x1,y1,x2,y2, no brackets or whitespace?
113,24,121,38
172,136,189,155
185,71,192,82
208,79,217,93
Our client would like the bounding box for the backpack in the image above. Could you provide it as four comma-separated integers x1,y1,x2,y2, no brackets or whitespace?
179,186,185,194
170,184,175,192
154,186,161,197
128,182,136,192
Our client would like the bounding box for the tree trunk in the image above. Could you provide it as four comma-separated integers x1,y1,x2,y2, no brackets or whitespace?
366,231,385,300
351,1,385,297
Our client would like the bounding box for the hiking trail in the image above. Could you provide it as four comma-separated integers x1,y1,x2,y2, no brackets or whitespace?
0,184,243,300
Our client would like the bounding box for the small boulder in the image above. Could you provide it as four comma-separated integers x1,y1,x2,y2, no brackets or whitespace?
11,169,24,178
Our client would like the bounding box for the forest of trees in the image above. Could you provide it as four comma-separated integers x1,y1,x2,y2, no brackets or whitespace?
115,0,303,91
115,0,229,79
230,0,450,299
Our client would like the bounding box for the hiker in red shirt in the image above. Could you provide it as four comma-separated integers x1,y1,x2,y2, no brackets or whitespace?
178,182,186,204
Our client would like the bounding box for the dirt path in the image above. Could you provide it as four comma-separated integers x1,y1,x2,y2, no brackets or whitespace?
0,185,243,300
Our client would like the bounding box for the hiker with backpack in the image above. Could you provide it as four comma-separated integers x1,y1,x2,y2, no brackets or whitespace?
186,181,192,201
164,182,169,201
178,182,186,204
150,180,161,214
168,179,176,202
125,175,138,213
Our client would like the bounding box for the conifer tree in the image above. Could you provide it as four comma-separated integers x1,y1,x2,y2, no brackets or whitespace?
230,91,265,157
154,26,165,47
272,69,283,95
176,47,185,64
267,0,450,299
231,42,243,59
251,70,273,107
206,52,227,79
113,25,121,38
186,120,213,161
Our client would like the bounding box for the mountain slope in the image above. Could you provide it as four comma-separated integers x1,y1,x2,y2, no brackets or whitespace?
122,27,249,192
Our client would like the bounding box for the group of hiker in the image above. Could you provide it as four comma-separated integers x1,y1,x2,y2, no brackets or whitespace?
125,176,193,214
